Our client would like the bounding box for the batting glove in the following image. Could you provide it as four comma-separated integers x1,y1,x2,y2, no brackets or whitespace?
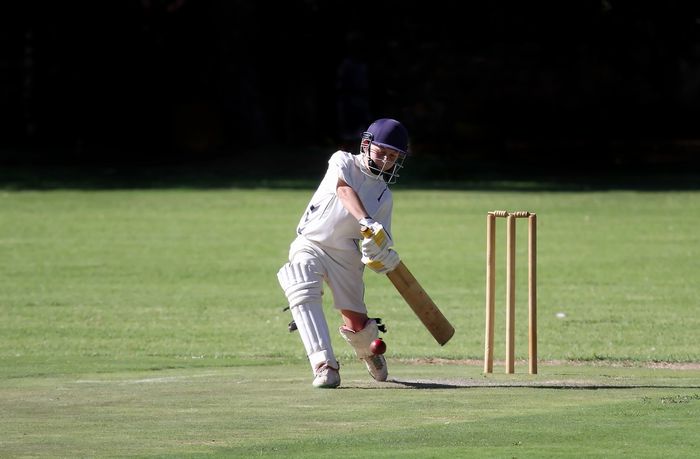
358,217,377,228
360,222,393,259
362,248,401,274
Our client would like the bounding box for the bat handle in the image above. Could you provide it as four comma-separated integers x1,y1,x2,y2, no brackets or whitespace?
360,226,372,238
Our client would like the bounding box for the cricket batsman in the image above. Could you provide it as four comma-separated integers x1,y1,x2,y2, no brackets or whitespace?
277,118,409,388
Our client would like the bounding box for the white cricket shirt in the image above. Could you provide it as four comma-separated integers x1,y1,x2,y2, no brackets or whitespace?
296,151,393,251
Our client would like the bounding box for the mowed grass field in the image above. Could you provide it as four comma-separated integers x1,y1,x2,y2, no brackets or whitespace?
1,174,699,457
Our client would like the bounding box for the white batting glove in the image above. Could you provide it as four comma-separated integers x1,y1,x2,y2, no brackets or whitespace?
360,221,393,259
362,248,401,274
358,217,377,228
359,222,399,274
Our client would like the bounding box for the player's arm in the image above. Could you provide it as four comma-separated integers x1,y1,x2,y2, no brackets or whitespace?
336,177,385,237
336,178,371,221
336,178,399,272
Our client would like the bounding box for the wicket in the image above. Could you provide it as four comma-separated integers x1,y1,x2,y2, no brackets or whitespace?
484,210,537,374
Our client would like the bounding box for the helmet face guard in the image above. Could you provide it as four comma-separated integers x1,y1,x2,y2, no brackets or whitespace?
359,119,409,185
360,134,406,184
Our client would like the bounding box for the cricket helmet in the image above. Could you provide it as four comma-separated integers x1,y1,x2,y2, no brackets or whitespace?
362,118,409,155
360,118,409,184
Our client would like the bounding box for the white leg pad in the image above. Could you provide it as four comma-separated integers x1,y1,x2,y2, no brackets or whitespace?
277,261,323,308
278,261,338,372
339,320,388,381
291,303,339,372
339,319,379,359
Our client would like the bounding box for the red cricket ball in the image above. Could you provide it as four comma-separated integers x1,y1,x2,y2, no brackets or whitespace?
370,338,387,355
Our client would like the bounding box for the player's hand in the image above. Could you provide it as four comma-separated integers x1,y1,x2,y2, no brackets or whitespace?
360,222,392,259
358,217,377,228
359,223,399,273
362,248,400,274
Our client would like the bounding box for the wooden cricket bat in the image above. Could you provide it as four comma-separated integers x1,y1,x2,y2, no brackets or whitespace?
361,226,455,345
386,261,455,346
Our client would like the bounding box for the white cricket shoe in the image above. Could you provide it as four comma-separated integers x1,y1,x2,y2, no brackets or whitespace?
312,364,340,388
361,353,388,382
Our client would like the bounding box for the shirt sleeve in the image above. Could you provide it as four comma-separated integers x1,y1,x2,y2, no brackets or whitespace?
329,151,360,190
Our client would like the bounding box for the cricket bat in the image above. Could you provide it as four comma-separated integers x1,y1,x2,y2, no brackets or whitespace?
386,261,455,345
361,227,455,345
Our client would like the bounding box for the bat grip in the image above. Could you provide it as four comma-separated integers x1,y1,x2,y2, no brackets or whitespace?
360,226,372,238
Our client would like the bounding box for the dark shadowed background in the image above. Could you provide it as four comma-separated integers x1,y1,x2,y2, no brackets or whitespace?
2,0,700,182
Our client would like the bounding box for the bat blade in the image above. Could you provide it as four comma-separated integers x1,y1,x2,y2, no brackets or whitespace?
386,261,455,345
359,226,454,345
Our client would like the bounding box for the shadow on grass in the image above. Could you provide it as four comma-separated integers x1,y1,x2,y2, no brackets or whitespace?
366,379,700,390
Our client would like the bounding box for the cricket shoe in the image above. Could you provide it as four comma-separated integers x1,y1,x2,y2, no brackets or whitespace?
361,353,388,382
312,364,340,388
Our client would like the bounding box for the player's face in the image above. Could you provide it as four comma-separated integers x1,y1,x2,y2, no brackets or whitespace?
369,145,401,170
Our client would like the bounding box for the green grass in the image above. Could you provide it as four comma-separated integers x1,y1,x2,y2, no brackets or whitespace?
1,181,699,457
2,363,699,458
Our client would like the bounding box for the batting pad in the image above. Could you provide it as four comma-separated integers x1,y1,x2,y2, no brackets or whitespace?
339,319,379,359
277,261,323,308
290,303,339,372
